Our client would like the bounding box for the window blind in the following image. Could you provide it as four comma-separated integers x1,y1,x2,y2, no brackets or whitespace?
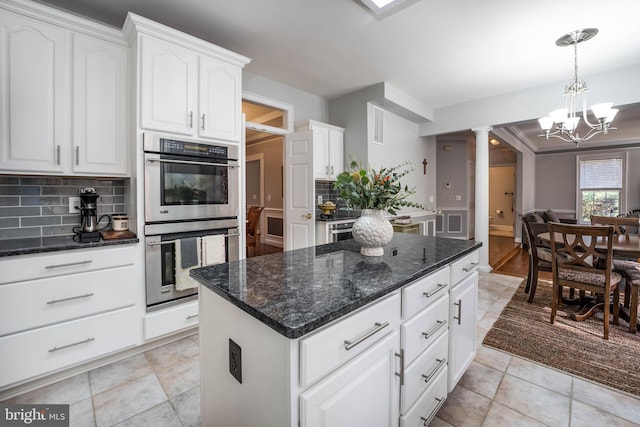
579,158,622,189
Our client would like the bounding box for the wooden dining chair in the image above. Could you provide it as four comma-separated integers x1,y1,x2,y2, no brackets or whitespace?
246,206,264,257
520,215,553,303
548,222,622,340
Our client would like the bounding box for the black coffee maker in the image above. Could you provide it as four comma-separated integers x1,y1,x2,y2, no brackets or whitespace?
73,188,111,243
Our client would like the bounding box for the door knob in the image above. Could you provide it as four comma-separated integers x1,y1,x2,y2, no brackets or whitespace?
302,213,312,219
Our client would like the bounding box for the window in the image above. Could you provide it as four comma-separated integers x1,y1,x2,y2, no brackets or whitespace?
577,154,626,223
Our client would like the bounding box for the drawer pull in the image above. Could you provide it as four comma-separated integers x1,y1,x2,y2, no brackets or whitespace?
186,314,199,320
45,260,93,269
420,396,446,426
48,337,95,353
462,262,478,272
394,349,405,385
423,283,447,298
422,320,447,339
46,293,94,305
454,299,462,325
344,321,389,351
422,357,447,384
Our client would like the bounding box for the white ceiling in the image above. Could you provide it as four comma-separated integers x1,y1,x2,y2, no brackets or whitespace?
34,0,640,152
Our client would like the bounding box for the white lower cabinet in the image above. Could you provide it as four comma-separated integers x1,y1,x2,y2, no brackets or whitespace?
300,330,400,427
400,367,448,427
143,300,199,340
448,271,478,392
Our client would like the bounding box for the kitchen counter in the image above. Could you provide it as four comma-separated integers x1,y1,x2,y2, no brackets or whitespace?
0,235,139,257
191,233,481,338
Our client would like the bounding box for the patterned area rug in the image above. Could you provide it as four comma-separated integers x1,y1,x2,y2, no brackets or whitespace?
483,279,640,397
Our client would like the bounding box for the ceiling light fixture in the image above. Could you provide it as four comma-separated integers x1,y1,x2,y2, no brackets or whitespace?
358,0,417,18
537,28,618,146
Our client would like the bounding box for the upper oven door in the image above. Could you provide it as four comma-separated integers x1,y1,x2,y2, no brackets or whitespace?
144,151,238,223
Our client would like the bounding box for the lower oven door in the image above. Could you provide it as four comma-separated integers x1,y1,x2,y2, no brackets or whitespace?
145,220,240,311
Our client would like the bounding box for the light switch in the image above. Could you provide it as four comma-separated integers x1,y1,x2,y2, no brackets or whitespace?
429,196,434,203
252,194,257,200
267,195,271,202
456,195,462,201
317,195,323,204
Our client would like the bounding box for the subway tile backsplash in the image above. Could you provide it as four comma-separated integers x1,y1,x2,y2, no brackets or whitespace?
315,180,361,218
0,175,127,241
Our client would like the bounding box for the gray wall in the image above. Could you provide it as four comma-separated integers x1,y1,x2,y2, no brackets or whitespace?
246,137,284,210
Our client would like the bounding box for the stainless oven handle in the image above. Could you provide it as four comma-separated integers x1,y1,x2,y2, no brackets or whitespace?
147,233,240,246
146,158,239,168
330,228,352,234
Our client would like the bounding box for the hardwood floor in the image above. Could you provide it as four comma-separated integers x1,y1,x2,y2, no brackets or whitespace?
489,235,531,279
247,242,283,258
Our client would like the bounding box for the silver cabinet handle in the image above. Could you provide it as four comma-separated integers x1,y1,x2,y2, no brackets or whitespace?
49,337,95,352
331,165,334,175
186,314,199,320
423,283,447,298
75,146,79,165
454,299,462,325
422,357,447,384
56,145,61,165
422,320,447,339
147,232,239,246
47,293,94,304
462,262,478,272
394,349,405,385
45,260,92,269
344,321,389,351
325,166,329,175
420,397,446,426
188,111,193,128
201,114,205,130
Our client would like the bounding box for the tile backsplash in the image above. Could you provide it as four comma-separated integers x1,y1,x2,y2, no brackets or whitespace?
315,180,360,218
0,175,127,241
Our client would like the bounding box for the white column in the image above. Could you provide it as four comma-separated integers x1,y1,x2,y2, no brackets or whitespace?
472,126,492,272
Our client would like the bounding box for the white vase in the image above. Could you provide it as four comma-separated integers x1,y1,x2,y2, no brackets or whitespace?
351,209,394,256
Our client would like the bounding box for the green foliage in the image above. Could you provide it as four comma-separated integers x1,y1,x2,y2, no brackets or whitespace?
333,159,434,216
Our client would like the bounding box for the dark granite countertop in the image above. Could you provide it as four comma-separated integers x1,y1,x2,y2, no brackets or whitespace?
191,234,481,339
0,236,139,257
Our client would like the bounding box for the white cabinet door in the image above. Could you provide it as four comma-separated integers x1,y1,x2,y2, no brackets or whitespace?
199,55,241,142
300,330,400,427
328,128,344,179
285,130,315,250
312,126,330,180
0,10,68,173
448,271,478,392
140,36,197,135
72,34,128,175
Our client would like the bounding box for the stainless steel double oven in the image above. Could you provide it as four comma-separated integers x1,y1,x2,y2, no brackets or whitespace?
143,133,240,310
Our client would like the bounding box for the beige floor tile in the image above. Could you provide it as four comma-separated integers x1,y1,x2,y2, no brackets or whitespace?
570,400,638,427
89,353,153,395
477,311,499,331
429,416,454,427
437,385,492,426
93,373,167,427
474,345,512,372
145,336,200,373
112,402,182,427
170,385,201,427
482,401,547,427
13,373,91,406
69,397,95,427
571,378,640,424
457,361,504,400
506,357,572,397
155,355,200,399
494,374,570,427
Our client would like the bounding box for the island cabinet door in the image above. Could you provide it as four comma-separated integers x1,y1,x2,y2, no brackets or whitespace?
300,330,400,427
448,271,478,392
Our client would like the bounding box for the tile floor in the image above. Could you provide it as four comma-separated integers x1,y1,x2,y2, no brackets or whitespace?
3,272,640,426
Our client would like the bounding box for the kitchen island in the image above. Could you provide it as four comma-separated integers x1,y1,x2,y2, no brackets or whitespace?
192,233,481,427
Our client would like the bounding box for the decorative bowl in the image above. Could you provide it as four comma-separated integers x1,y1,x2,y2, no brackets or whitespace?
318,204,337,215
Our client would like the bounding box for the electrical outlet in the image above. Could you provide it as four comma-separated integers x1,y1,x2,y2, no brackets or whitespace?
69,196,80,214
317,195,323,204
229,339,242,384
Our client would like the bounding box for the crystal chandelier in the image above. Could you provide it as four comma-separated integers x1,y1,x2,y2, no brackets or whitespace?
538,28,618,146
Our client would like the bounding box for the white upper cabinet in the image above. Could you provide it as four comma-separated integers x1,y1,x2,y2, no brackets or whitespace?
73,34,129,175
308,120,345,180
0,10,68,173
0,3,130,176
139,34,243,143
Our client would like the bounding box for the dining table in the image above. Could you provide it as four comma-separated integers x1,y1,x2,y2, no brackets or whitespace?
538,232,640,331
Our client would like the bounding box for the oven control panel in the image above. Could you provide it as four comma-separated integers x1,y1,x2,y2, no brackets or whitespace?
160,138,228,158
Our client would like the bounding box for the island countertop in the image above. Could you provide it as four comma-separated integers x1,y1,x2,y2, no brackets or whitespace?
191,233,481,339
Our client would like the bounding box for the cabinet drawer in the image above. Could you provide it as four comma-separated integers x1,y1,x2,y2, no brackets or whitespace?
0,245,136,285
400,367,447,427
0,307,138,387
401,331,448,413
300,292,401,388
144,300,199,340
402,267,449,320
450,250,479,286
401,294,448,365
0,265,137,336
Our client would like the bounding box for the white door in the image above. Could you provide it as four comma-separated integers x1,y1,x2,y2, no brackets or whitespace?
448,271,478,392
328,128,344,180
0,11,68,173
72,34,128,175
300,330,400,427
199,55,241,142
284,130,315,251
